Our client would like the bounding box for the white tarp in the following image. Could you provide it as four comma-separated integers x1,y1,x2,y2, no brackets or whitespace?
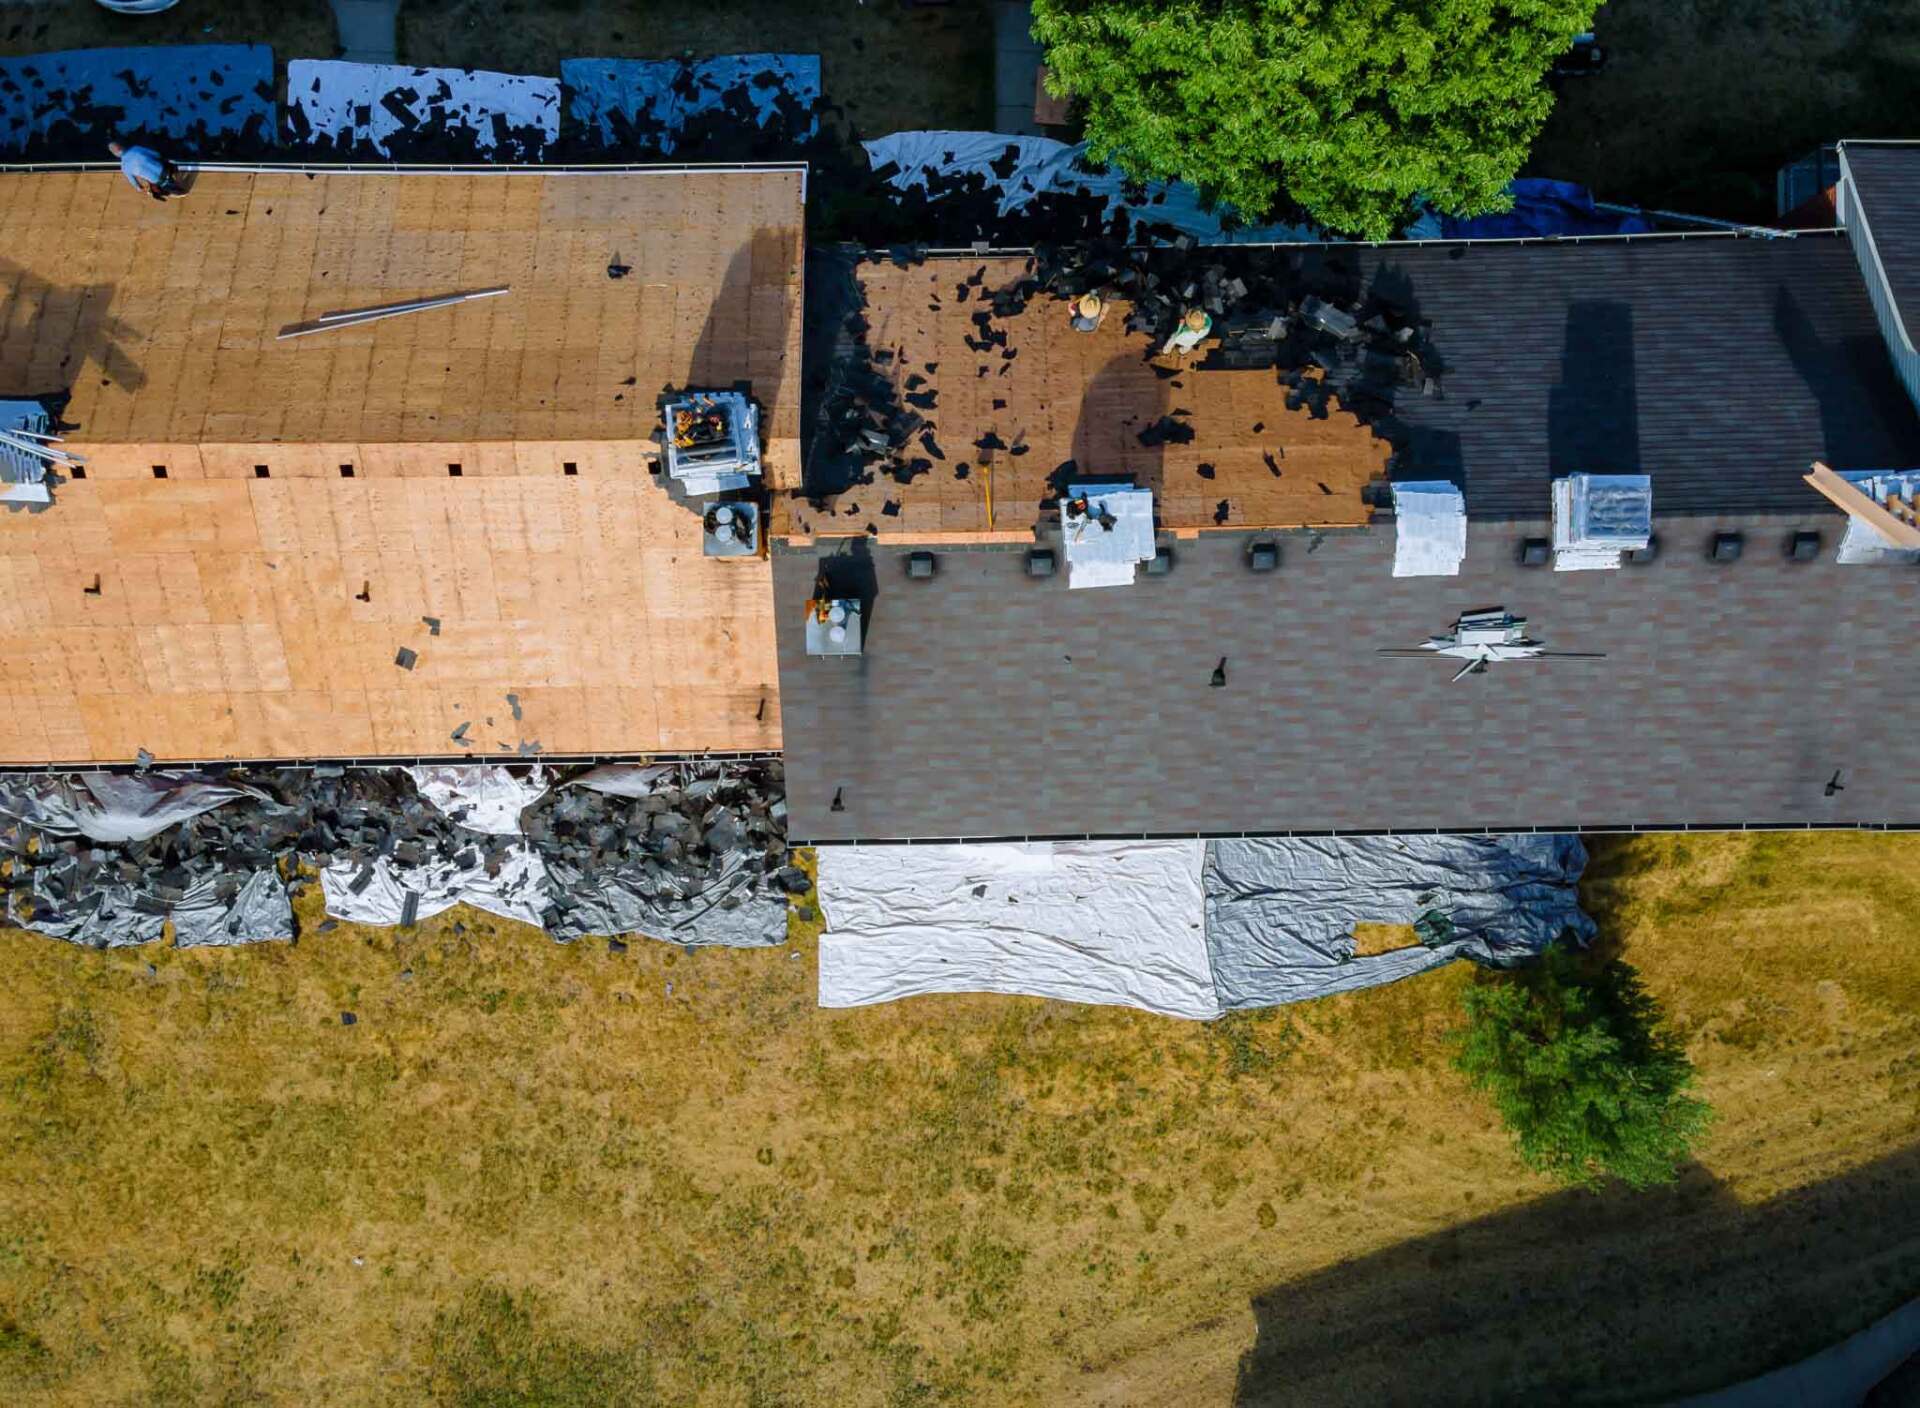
863,131,1319,245
1390,481,1467,577
286,60,560,158
817,840,1219,1018
1062,485,1156,589
407,765,546,835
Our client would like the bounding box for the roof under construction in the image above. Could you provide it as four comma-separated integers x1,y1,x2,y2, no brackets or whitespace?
0,164,805,764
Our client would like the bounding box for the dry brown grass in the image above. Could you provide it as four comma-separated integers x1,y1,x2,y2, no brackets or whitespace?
0,831,1915,1405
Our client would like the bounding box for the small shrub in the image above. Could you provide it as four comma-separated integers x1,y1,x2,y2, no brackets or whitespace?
1453,943,1713,1191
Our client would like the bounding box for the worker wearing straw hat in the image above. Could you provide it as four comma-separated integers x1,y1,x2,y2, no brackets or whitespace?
1162,306,1213,357
1068,290,1108,333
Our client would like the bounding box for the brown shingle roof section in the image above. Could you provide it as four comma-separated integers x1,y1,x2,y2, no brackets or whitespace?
776,256,1387,541
1369,234,1920,516
0,167,806,480
1841,143,1920,329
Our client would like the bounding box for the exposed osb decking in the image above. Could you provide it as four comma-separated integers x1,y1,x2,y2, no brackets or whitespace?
776,257,1388,543
0,470,779,764
0,167,805,484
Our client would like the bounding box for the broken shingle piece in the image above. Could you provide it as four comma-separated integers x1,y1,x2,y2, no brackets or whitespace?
394,647,418,670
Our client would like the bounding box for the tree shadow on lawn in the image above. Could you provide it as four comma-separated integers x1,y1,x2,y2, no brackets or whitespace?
1233,1138,1920,1406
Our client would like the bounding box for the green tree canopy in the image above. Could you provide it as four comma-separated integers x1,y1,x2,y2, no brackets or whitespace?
1030,0,1601,239
1453,944,1713,1191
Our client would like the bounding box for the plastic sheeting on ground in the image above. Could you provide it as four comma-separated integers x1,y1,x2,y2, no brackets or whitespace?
284,60,559,161
817,841,1218,1018
863,131,1318,245
1203,834,1595,1010
1391,481,1467,577
0,771,269,844
817,834,1594,1018
561,54,819,154
0,44,275,157
1404,178,1655,241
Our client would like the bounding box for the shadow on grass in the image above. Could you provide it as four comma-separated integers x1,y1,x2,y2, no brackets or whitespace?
1233,1138,1920,1406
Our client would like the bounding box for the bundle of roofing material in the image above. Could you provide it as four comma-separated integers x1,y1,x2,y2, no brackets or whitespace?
1061,485,1156,588
816,834,1593,1018
1390,481,1467,577
0,44,275,159
0,762,794,950
561,54,820,155
1834,468,1920,564
1551,473,1651,570
284,60,559,161
862,132,1319,245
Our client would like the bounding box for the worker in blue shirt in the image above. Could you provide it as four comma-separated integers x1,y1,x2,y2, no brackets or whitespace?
108,140,183,201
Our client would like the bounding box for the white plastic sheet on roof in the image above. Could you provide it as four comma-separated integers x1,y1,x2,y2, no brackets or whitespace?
1390,481,1467,577
1552,473,1651,571
1062,485,1156,589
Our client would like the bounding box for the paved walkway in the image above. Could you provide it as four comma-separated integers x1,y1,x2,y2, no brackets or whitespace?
991,0,1041,136
331,0,399,65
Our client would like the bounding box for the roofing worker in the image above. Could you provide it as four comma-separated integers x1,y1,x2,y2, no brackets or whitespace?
1068,290,1107,333
1162,306,1213,357
109,140,183,201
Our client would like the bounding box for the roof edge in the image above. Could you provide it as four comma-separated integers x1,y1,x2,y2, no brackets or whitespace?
0,159,810,178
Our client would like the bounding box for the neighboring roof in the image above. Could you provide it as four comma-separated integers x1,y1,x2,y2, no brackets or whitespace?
1365,233,1920,516
0,468,780,764
775,519,1920,840
777,255,1387,542
0,166,806,479
1841,143,1920,329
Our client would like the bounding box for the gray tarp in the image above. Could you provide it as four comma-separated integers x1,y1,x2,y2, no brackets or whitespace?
0,771,269,843
1204,834,1595,1010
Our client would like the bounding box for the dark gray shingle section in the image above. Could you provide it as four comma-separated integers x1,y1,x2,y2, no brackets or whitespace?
1843,143,1920,330
776,525,1920,841
1368,235,1920,516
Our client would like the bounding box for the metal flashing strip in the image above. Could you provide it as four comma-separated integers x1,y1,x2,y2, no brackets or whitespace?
795,820,1920,845
0,750,782,776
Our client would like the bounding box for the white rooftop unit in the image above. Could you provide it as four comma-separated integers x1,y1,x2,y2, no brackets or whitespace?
662,391,763,496
1551,473,1651,570
1390,480,1466,577
1060,485,1156,589
803,598,863,657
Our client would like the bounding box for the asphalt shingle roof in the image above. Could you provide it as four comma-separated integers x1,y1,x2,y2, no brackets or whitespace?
776,521,1920,841
1843,143,1920,335
1364,234,1920,516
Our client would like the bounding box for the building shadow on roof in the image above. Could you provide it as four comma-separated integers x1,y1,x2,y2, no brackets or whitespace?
1065,350,1171,514
0,257,147,407
1775,282,1920,470
1548,298,1640,478
1231,1138,1920,1406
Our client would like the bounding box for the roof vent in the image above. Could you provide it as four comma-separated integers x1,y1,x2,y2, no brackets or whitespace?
803,596,863,656
702,501,761,558
663,391,763,496
1247,540,1280,572
906,550,937,579
1711,531,1744,562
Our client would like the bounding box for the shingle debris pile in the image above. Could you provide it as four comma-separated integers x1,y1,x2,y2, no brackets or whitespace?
0,762,801,951
802,240,1440,506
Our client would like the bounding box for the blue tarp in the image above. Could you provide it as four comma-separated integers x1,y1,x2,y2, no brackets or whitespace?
0,44,274,158
1417,178,1654,240
561,54,820,154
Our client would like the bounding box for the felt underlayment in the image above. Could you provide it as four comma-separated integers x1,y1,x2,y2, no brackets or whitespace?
0,472,781,763
776,257,1388,542
0,168,805,482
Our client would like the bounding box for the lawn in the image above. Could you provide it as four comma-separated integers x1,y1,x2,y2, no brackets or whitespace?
1530,0,1920,219
398,0,994,138
0,0,336,63
0,830,1916,1405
